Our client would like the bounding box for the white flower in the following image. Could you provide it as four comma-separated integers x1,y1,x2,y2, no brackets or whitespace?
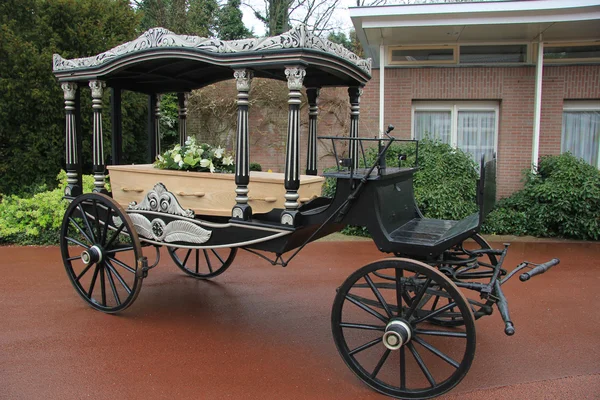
178,160,184,167
209,161,215,173
200,159,211,168
174,144,181,151
185,136,192,146
214,146,224,159
222,155,234,166
158,155,164,162
198,148,204,156
173,153,182,163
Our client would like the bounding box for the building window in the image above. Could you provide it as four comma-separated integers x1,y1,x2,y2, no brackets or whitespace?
389,46,456,65
544,43,600,63
459,45,527,64
562,101,600,168
412,101,498,165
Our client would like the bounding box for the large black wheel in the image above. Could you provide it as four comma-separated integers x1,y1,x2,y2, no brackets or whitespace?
60,193,144,313
431,234,498,327
168,247,237,279
332,258,476,400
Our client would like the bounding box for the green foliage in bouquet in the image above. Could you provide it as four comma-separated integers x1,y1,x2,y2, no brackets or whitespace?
154,137,235,173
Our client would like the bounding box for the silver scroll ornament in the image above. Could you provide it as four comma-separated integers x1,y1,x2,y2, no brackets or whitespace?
128,182,195,219
128,213,212,244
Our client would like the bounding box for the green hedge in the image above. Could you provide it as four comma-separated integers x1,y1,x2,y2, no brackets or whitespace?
0,171,97,245
482,153,600,240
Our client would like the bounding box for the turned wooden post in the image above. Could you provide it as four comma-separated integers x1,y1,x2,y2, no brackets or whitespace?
89,80,107,193
348,86,363,170
281,66,306,226
61,82,82,197
177,92,189,146
232,69,253,220
306,87,319,176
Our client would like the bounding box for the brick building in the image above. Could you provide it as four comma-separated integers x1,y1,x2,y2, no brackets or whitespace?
350,0,600,198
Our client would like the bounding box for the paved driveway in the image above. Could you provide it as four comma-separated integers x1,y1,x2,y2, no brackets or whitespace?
1,240,599,399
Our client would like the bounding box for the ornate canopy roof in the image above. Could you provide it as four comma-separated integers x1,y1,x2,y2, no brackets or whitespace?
53,26,372,93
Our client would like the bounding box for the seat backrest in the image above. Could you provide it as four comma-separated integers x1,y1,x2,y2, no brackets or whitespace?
477,155,497,224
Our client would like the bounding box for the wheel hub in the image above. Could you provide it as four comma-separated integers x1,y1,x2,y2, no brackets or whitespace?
383,320,412,350
81,245,103,266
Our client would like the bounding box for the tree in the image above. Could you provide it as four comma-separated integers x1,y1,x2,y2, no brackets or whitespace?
217,0,253,40
0,0,147,196
132,0,219,36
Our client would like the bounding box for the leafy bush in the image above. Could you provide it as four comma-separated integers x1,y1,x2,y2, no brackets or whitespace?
0,171,97,245
483,153,600,240
250,162,262,172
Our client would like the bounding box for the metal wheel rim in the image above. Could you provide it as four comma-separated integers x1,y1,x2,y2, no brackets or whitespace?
168,247,237,279
331,258,476,399
60,193,143,313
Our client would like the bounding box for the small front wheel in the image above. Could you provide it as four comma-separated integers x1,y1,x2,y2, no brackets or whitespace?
332,258,476,399
168,247,237,279
60,193,144,313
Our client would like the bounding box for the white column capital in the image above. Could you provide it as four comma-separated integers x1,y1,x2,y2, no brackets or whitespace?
285,66,306,91
234,69,254,92
61,82,77,101
88,80,106,99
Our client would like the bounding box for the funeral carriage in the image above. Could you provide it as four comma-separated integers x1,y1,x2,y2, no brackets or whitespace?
52,26,559,399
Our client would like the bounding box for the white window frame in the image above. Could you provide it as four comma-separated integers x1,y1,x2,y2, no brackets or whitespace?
562,100,600,168
411,101,500,161
542,41,600,64
387,42,530,67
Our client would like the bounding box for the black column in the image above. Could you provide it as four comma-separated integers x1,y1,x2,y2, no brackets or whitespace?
110,87,122,165
148,94,157,163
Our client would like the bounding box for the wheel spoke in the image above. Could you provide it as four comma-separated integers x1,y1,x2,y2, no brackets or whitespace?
181,248,192,266
407,342,436,387
105,246,135,254
413,336,460,368
395,268,404,317
405,278,432,320
211,249,225,264
371,348,391,379
431,295,440,311
364,274,392,318
107,256,136,274
105,260,132,295
66,236,90,250
412,301,457,325
92,199,101,241
414,329,467,338
195,249,200,274
87,265,100,298
105,266,121,306
101,204,112,245
67,255,83,262
77,204,97,243
203,250,213,274
339,322,386,331
348,337,382,356
104,222,126,250
99,263,107,307
346,294,388,323
400,346,406,389
68,217,93,245
75,262,95,282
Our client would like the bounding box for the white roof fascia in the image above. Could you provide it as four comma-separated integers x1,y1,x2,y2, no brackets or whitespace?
349,0,600,19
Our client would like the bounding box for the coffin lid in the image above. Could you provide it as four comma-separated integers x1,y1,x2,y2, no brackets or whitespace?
52,26,372,92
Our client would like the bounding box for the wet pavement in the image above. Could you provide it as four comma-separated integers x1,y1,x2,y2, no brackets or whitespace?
1,240,599,399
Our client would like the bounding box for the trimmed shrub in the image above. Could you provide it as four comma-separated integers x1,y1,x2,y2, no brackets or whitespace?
0,171,97,245
483,153,600,240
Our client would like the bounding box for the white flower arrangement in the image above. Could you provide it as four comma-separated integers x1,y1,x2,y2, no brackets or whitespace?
153,137,235,173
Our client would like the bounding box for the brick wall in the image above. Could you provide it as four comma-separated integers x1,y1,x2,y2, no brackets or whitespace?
361,65,600,198
186,65,599,198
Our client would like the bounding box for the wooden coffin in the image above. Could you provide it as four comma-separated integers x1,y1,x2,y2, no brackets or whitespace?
107,164,325,217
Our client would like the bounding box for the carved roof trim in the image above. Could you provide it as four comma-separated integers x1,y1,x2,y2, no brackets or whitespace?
53,25,372,76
